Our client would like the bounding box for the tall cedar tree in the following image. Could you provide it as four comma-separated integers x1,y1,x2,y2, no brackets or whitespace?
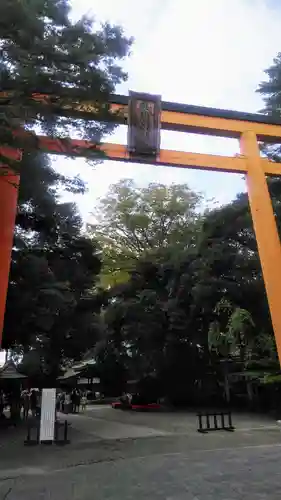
0,0,132,170
257,52,281,166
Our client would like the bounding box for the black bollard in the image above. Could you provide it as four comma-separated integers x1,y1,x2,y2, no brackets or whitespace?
55,420,70,445
206,413,210,430
228,411,234,431
198,412,203,432
54,420,58,442
221,412,225,429
64,420,68,442
213,413,218,430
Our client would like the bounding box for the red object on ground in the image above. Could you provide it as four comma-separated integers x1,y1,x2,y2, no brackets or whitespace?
112,402,127,409
131,403,161,410
112,401,161,410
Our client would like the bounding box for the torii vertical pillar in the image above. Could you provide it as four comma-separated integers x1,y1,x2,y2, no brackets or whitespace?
0,149,21,347
240,131,281,363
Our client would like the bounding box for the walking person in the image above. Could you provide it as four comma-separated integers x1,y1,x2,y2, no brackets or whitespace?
36,390,42,418
30,389,38,418
65,392,71,414
71,390,76,413
75,391,81,413
56,392,61,413
60,392,65,413
81,393,87,411
21,390,30,420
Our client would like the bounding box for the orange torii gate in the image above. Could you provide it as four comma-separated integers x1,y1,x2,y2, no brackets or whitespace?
1,91,281,362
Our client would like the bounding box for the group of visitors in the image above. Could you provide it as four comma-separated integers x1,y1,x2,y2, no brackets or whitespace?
0,387,90,422
20,388,41,419
56,389,88,414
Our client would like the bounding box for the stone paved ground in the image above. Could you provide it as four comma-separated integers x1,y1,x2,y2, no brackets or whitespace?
81,405,278,435
0,406,281,498
2,443,281,499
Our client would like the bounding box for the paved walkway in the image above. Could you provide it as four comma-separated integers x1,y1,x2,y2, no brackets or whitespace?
64,409,171,441
1,406,281,500
0,406,280,478
80,405,279,435
2,442,281,499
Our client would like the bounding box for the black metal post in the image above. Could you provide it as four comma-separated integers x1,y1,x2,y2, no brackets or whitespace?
54,420,58,442
228,411,233,429
198,412,203,432
63,420,68,442
214,413,218,429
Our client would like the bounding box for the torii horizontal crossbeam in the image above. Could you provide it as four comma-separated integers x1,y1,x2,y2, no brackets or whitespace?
37,136,281,176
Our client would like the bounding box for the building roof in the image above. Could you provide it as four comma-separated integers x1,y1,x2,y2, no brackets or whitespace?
57,368,80,381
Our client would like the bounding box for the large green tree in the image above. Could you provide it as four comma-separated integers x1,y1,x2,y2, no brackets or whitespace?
3,151,103,380
89,179,203,287
99,185,280,402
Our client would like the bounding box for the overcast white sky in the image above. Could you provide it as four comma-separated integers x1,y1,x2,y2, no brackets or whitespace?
50,0,281,220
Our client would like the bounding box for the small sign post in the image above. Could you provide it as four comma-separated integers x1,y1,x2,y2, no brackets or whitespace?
127,91,161,160
39,388,56,443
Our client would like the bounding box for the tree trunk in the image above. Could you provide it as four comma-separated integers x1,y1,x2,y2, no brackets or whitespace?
246,380,255,409
223,360,230,404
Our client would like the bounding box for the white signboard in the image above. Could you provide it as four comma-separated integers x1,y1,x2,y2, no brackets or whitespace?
39,388,56,442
